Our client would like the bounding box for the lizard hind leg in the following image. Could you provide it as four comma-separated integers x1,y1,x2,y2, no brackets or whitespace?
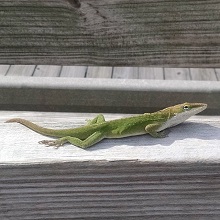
39,131,105,149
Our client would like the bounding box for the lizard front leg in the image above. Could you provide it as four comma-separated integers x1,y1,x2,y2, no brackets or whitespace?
39,131,105,149
145,123,167,138
86,114,106,125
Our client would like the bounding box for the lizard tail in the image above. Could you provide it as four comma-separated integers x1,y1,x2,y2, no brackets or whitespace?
5,118,61,137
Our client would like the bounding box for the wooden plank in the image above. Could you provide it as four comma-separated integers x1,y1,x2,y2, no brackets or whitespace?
190,68,217,81
1,1,220,67
0,77,220,114
1,112,220,219
6,65,36,76
214,69,220,81
60,66,87,77
1,111,219,163
1,162,220,220
113,67,139,79
33,65,62,77
86,66,112,78
0,65,10,76
164,68,191,80
138,67,164,79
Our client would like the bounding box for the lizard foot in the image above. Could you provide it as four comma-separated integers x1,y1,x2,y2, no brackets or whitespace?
157,130,169,138
39,140,64,148
149,130,169,138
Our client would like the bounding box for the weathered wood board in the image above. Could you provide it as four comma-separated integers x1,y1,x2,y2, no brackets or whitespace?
60,66,87,77
0,65,10,75
0,76,219,114
1,111,220,219
6,65,36,76
1,0,220,67
86,66,112,78
1,112,220,164
1,161,220,220
164,68,191,80
2,64,220,80
33,65,62,77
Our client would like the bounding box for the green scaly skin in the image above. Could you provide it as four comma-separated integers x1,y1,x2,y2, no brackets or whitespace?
5,102,207,149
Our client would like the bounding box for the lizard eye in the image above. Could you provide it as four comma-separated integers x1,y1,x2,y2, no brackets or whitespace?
183,105,190,111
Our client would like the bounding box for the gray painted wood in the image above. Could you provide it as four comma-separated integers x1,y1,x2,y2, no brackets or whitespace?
138,67,164,80
86,66,112,78
0,77,219,114
2,65,220,81
113,67,139,79
190,68,218,81
6,65,36,76
1,1,220,67
60,66,87,77
0,65,10,76
1,112,220,219
2,111,219,163
164,68,191,80
0,65,220,81
33,65,62,77
214,69,220,81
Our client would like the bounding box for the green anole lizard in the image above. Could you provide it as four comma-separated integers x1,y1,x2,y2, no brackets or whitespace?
5,102,207,149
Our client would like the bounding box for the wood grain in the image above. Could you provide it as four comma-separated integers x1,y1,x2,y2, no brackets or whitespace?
164,68,191,80
1,0,220,67
1,68,218,219
0,65,10,76
1,65,220,81
60,66,87,77
1,161,220,220
190,68,218,81
1,111,220,219
113,67,139,79
138,67,164,80
86,66,112,78
1,112,220,163
6,65,36,76
33,65,62,77
215,69,220,80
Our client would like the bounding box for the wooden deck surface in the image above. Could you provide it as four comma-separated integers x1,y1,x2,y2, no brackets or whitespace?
0,65,220,80
1,1,220,67
1,111,220,219
1,111,220,164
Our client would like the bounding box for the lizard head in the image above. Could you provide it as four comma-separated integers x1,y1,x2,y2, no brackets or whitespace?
157,102,207,131
169,102,207,117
